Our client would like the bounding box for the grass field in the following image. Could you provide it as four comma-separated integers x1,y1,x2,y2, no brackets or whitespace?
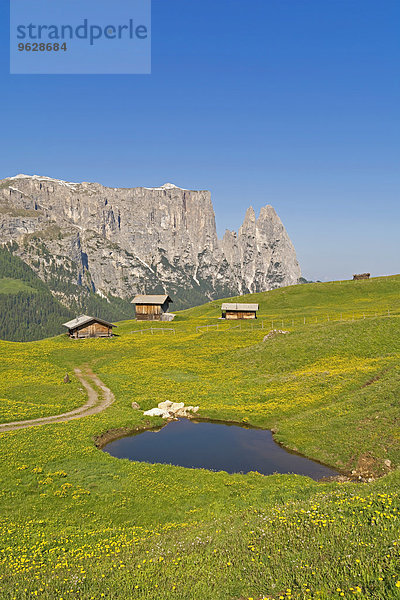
0,276,400,599
0,277,36,295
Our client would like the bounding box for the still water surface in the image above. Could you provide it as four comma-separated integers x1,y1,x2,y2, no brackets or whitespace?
103,419,338,481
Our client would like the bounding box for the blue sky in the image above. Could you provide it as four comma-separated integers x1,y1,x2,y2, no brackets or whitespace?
1,0,399,281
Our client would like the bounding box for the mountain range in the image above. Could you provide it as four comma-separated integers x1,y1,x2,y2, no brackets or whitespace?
0,174,301,338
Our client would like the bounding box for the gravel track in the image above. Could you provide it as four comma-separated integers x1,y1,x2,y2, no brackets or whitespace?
0,368,114,432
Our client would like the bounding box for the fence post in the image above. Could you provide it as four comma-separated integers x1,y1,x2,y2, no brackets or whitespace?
282,320,284,328
304,316,306,325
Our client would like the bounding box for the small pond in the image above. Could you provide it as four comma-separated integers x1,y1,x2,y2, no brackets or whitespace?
103,419,338,480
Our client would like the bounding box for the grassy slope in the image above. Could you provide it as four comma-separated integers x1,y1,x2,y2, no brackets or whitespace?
0,275,400,599
178,275,400,321
0,277,37,294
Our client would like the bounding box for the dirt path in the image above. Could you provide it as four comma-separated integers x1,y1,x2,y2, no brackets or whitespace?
0,368,114,433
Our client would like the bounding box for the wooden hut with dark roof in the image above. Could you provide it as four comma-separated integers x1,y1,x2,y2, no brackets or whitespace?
221,302,259,320
63,315,115,339
132,294,173,321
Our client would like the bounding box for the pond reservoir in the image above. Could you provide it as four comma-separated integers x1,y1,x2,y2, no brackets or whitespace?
103,419,338,480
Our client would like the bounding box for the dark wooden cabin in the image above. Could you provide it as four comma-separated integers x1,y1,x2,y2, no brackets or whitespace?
221,303,259,320
353,273,370,281
132,294,173,321
63,315,115,339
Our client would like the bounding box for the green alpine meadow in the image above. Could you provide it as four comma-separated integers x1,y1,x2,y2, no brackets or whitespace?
1,275,400,600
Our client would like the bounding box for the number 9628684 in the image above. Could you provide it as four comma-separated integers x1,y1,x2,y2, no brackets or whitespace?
18,42,67,52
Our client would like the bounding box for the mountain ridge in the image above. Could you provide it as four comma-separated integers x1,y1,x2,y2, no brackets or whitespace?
0,174,301,311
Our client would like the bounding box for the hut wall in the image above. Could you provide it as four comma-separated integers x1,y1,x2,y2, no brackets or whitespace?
225,311,256,320
136,304,163,321
135,304,161,315
71,323,112,338
135,300,172,320
136,314,163,321
161,300,170,313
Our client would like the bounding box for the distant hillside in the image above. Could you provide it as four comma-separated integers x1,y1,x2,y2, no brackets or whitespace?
0,245,136,341
0,246,72,341
176,274,400,322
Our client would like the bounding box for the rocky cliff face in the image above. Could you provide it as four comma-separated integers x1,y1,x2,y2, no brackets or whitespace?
0,174,301,309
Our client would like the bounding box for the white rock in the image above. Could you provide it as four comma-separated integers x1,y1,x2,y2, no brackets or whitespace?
175,408,188,417
170,402,185,411
143,408,168,418
263,330,290,342
145,402,199,419
158,401,173,410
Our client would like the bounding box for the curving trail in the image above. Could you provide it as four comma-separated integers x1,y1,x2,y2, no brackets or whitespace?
0,368,114,433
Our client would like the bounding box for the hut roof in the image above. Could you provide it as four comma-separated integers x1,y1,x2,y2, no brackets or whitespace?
132,294,172,305
62,315,116,329
221,303,259,311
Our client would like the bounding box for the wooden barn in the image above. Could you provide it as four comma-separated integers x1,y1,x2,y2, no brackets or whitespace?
221,303,259,320
132,294,173,321
353,273,370,281
63,315,115,339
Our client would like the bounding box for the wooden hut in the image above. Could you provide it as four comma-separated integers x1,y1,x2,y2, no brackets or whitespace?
221,303,259,320
132,294,173,321
63,315,115,339
353,273,370,281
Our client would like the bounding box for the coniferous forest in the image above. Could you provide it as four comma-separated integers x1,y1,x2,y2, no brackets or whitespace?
0,247,71,341
0,247,136,341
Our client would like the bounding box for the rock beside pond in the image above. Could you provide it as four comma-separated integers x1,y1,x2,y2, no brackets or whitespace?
143,402,200,419
143,408,169,418
175,406,199,417
131,402,141,410
158,401,172,410
159,401,184,412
